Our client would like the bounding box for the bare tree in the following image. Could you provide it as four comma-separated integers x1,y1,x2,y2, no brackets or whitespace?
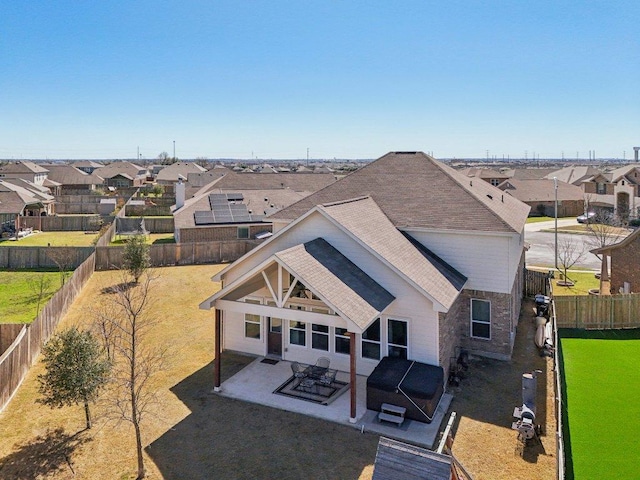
98,270,164,480
26,273,53,316
557,236,587,285
46,246,77,287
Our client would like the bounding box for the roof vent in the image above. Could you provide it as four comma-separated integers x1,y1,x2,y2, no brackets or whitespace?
487,194,493,200
394,151,417,155
502,195,504,202
470,180,473,187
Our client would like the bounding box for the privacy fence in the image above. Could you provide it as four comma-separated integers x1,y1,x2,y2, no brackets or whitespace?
0,246,94,269
19,215,112,232
0,252,95,412
554,293,640,329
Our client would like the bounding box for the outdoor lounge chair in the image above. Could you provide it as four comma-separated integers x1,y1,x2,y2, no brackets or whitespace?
291,362,307,385
318,369,337,386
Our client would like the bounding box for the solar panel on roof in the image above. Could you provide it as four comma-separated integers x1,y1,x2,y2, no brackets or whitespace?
226,193,244,201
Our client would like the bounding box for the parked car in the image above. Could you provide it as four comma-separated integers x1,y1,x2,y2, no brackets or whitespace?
577,212,596,223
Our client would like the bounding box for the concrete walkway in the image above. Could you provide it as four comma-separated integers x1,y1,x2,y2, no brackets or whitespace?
215,357,452,449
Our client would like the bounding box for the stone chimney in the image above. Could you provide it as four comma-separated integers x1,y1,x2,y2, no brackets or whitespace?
175,177,185,210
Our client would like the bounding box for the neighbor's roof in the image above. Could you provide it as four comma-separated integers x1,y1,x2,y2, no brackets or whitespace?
275,238,395,330
155,162,207,182
269,151,530,234
498,178,584,203
457,167,512,179
591,227,639,255
0,180,48,213
319,196,465,310
608,164,640,184
372,437,452,480
545,165,601,185
41,164,104,185
93,161,147,180
0,161,49,175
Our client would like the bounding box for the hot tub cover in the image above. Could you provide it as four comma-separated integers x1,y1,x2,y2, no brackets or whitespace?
367,357,444,399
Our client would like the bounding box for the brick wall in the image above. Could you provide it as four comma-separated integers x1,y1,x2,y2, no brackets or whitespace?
611,236,640,293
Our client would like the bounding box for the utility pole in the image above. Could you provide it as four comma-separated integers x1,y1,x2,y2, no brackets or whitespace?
173,140,176,160
554,177,558,271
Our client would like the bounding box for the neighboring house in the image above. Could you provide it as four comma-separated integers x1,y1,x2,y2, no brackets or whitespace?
591,227,640,295
155,162,207,186
73,160,103,174
41,164,104,193
200,151,530,421
498,178,584,217
0,161,49,186
458,167,512,186
582,165,640,221
173,170,335,243
0,179,56,235
544,165,600,186
93,162,148,188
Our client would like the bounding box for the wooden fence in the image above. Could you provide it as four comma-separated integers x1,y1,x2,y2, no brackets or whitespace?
94,240,260,270
0,252,95,412
0,246,94,269
20,215,114,232
555,293,640,329
524,268,551,297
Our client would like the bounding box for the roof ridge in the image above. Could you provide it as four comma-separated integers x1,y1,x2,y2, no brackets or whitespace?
320,195,371,208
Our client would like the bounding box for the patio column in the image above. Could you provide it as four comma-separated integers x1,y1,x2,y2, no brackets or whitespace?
349,332,357,423
213,308,222,392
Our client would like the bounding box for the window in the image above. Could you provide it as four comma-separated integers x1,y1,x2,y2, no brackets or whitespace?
471,299,491,339
387,319,408,359
335,327,350,354
244,313,261,339
596,182,606,194
237,226,249,239
289,321,306,346
269,317,282,333
362,318,381,360
490,178,500,186
311,324,329,351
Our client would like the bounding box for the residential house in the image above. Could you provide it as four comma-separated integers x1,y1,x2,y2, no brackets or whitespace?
155,162,207,188
498,178,584,217
0,179,56,236
544,165,600,186
93,162,148,188
73,160,103,174
458,166,512,186
173,170,336,243
41,164,104,193
591,227,640,295
581,165,640,221
200,151,530,421
0,161,49,186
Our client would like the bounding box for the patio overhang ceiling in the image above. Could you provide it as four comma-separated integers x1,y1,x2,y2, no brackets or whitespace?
200,238,395,333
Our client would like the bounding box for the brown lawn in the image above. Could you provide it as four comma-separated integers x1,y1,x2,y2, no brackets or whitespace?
0,265,557,480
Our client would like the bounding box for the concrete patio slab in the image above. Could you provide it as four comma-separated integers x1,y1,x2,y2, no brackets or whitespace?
215,356,452,449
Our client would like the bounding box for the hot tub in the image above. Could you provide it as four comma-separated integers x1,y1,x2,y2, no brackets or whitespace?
366,357,444,423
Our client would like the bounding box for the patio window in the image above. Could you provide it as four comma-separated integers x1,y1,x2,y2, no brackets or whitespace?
289,321,306,346
311,324,329,351
362,318,381,360
596,182,606,194
335,327,350,355
387,319,408,359
244,313,261,339
471,299,491,340
237,226,249,239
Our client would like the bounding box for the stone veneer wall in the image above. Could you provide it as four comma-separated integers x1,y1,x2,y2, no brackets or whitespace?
439,253,525,363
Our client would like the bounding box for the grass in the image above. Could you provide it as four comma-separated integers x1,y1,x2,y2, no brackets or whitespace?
0,231,98,247
0,266,378,480
0,270,61,323
560,329,640,480
552,271,600,296
110,233,175,245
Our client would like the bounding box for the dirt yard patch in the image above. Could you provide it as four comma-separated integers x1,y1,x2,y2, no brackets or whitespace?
0,265,556,479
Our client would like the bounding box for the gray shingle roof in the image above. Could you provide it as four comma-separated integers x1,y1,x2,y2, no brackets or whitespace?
155,162,207,182
498,178,584,202
319,196,464,310
0,161,49,174
275,238,395,330
269,151,530,233
41,164,103,185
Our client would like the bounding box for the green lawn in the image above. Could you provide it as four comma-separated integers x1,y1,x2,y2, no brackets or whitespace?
110,233,175,245
552,271,600,296
0,270,61,323
0,231,98,247
560,329,640,480
526,216,574,223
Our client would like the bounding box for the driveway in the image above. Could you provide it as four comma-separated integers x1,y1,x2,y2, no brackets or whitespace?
524,219,602,270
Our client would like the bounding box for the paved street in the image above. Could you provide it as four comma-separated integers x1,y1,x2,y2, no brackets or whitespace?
524,219,602,271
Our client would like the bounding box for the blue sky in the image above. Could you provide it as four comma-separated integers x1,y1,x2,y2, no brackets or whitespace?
1,1,638,160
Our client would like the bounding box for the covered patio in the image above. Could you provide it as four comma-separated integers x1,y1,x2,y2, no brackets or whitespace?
213,354,453,449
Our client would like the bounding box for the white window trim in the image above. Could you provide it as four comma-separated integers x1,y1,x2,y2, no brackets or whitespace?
311,323,330,352
288,320,307,348
386,317,410,359
244,313,262,340
361,318,382,361
470,298,491,340
334,327,351,356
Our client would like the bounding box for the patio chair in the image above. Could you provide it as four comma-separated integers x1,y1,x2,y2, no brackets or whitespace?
315,357,330,369
318,369,337,387
291,362,307,386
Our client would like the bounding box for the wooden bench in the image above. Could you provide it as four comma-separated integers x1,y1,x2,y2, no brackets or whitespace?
378,403,406,426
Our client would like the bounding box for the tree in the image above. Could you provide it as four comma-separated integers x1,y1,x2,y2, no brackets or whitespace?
47,246,77,286
37,328,111,430
556,236,587,285
98,271,164,480
122,235,150,284
195,157,209,168
26,272,53,316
